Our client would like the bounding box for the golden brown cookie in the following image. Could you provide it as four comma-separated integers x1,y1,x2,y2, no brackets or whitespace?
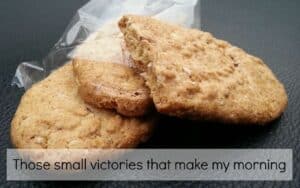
71,23,152,117
11,63,154,149
119,15,288,125
73,59,152,117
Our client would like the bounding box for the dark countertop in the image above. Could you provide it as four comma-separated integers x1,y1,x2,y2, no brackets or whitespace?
1,0,299,187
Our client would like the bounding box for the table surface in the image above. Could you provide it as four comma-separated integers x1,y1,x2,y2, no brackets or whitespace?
1,0,299,187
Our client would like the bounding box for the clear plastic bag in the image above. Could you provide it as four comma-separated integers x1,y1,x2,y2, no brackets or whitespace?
11,0,200,90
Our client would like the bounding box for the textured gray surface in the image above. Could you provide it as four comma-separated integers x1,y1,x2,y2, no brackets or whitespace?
1,0,299,187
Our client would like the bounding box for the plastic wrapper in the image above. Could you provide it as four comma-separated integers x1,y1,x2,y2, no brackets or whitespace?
12,0,200,90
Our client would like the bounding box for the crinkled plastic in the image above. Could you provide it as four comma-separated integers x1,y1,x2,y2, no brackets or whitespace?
11,0,200,90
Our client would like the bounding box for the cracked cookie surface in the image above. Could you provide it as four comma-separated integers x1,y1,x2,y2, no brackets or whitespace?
73,59,152,117
11,63,154,149
72,23,152,117
119,15,287,124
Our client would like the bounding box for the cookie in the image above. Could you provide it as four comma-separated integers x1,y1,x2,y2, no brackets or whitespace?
11,63,154,149
73,59,153,117
119,15,288,124
72,23,152,117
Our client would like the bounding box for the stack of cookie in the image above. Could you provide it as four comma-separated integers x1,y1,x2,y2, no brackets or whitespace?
11,15,287,149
